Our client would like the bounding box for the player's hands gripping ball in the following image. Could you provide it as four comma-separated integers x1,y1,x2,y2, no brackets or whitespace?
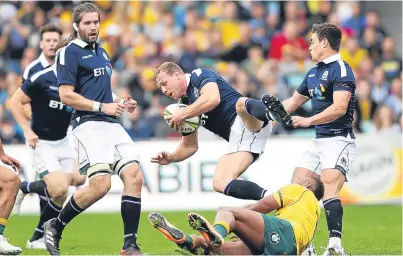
164,103,200,134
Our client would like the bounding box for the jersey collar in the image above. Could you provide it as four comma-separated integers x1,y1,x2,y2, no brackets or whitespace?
38,52,50,68
321,53,341,64
185,73,191,87
71,38,99,50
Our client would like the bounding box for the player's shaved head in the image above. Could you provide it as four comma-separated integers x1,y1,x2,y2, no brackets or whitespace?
295,176,324,201
155,62,184,77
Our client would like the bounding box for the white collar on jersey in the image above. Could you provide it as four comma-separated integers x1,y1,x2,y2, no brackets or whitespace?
185,73,191,87
71,39,88,48
38,52,50,68
322,53,341,64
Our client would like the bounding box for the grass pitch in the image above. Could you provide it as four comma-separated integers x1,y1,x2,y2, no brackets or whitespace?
6,205,402,255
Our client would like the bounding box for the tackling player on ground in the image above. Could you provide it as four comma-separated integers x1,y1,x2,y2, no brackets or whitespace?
42,3,143,255
0,143,22,254
261,23,356,255
149,176,324,255
152,63,273,201
9,36,86,250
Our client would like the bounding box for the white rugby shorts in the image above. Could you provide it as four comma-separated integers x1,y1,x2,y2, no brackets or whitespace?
72,121,140,176
31,136,76,178
296,135,356,176
227,115,272,156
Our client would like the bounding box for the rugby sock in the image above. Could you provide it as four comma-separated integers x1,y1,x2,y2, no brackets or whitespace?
245,99,271,121
54,196,83,232
30,200,61,242
213,221,230,238
121,195,141,249
21,180,49,197
224,179,267,200
39,196,48,213
323,198,343,239
0,218,7,235
179,234,195,251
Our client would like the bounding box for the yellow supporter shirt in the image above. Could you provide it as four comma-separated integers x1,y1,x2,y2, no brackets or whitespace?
272,184,321,255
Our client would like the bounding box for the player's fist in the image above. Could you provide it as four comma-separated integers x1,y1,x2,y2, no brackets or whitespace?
102,102,125,117
123,96,137,113
0,153,22,173
24,129,38,149
150,151,173,165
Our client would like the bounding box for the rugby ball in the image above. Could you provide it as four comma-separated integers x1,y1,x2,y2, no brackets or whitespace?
164,103,200,134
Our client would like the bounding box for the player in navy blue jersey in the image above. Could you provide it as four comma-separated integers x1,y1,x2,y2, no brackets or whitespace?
152,62,273,202
42,3,142,255
262,23,356,256
9,39,86,250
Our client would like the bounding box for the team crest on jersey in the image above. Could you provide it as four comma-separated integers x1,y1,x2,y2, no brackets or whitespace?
270,232,280,244
321,71,328,80
102,52,109,61
193,87,200,98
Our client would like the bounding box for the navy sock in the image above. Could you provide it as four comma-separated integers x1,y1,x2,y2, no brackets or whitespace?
224,179,267,200
21,180,49,197
30,200,61,241
54,196,83,233
245,99,270,121
121,196,141,249
39,196,48,213
323,198,343,239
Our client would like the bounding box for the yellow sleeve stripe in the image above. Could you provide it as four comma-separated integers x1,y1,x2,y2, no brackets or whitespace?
277,191,283,208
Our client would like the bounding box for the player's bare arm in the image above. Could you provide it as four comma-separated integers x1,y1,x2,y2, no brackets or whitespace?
168,82,220,130
244,195,280,214
292,91,352,128
9,88,38,148
282,91,310,114
0,138,21,172
59,84,125,116
151,131,198,164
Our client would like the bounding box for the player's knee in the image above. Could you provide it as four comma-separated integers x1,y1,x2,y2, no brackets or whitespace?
122,164,143,188
235,97,248,114
212,177,227,194
89,175,111,199
47,181,69,199
71,174,86,186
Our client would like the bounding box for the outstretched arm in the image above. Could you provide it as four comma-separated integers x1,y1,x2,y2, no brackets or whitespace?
282,91,310,114
244,195,281,214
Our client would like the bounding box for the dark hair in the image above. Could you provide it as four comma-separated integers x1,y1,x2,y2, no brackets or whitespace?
312,23,342,51
312,177,325,201
39,24,62,41
69,2,100,41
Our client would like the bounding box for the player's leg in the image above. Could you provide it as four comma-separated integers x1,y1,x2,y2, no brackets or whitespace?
111,127,143,253
236,97,267,132
320,137,356,256
261,94,292,127
0,166,22,254
188,208,266,254
213,152,267,200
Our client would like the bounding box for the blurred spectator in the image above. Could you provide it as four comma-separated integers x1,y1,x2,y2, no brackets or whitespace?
342,2,365,36
340,37,367,70
360,27,382,61
370,67,390,104
221,22,253,63
361,10,387,43
269,20,309,60
356,80,378,121
385,77,402,120
372,105,400,134
377,37,402,81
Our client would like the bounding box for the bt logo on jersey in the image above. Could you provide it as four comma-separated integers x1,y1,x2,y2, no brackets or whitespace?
94,67,106,77
49,100,65,110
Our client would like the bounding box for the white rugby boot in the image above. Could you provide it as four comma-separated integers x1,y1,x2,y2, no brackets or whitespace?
26,236,46,249
0,235,22,255
11,189,26,216
302,243,317,256
322,238,347,256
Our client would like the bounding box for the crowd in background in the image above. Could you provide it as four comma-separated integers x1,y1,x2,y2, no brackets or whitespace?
0,0,401,143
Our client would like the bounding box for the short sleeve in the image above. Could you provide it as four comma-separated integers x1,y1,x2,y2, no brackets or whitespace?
272,184,307,208
20,79,39,99
332,62,356,93
57,47,79,87
191,68,217,90
296,73,310,98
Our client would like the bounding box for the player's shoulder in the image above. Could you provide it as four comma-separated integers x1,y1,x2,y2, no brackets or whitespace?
328,57,355,81
30,65,57,83
23,58,42,80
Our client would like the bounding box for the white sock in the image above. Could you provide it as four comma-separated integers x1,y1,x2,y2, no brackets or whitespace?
328,237,342,246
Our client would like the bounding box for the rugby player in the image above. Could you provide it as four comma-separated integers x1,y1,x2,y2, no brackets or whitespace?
42,3,143,255
149,176,324,255
152,63,273,201
261,23,356,255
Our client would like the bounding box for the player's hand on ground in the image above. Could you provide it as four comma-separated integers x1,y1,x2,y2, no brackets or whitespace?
102,102,125,117
24,129,38,149
150,151,173,165
0,153,22,173
123,96,137,113
166,109,185,131
291,116,313,128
